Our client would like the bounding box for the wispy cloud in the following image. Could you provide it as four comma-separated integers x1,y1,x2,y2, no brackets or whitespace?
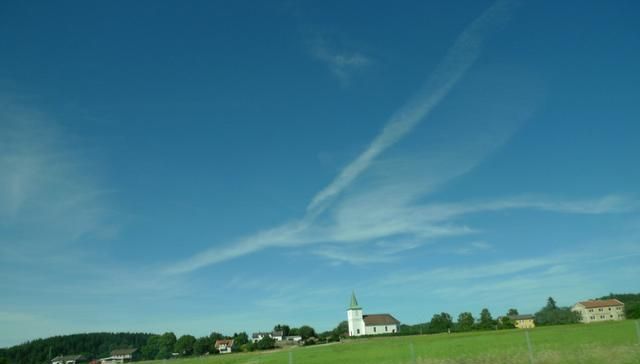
306,0,520,213
165,0,525,274
309,37,372,85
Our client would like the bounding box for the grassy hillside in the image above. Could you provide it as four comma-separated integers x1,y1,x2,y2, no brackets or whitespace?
143,320,640,364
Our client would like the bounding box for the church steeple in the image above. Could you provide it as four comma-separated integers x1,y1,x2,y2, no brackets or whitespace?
348,291,361,310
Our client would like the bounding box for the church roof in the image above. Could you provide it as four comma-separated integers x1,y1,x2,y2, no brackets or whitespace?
348,291,361,310
363,314,400,326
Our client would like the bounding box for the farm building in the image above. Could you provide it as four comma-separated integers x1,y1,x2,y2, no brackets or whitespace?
508,314,535,329
347,291,400,337
214,339,234,354
99,348,138,364
571,299,625,323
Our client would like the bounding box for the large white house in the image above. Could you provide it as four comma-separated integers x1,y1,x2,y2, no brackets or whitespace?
571,299,625,323
99,348,138,364
347,292,400,336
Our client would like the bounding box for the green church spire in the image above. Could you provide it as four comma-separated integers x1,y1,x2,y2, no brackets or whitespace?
348,291,361,310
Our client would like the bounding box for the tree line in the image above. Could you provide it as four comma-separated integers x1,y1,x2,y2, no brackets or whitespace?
399,297,580,335
0,333,153,364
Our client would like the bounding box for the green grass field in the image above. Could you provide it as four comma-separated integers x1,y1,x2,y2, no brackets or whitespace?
145,320,640,364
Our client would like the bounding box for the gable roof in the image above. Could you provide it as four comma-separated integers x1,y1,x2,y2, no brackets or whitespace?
363,313,400,326
214,339,234,348
577,299,624,308
508,314,534,320
110,348,137,356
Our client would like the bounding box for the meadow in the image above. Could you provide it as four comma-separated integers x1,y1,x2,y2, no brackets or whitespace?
144,320,640,364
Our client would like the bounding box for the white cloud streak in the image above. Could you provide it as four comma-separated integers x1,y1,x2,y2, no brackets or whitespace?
307,0,519,213
165,0,523,274
310,38,372,85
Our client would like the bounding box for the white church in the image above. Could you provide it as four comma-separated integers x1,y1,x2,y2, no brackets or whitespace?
347,291,400,336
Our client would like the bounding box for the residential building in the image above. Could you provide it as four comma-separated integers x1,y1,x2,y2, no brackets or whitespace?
347,291,400,337
99,348,138,364
571,299,625,323
52,355,85,364
214,339,234,354
251,331,284,343
508,314,535,329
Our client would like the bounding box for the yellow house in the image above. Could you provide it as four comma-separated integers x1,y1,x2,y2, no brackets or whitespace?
509,314,535,329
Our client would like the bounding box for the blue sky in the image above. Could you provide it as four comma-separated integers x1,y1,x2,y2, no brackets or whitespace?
1,0,640,347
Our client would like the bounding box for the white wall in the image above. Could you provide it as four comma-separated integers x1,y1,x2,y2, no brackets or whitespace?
347,309,365,336
364,324,397,335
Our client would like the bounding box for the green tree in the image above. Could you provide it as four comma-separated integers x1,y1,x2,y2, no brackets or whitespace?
192,337,210,356
155,332,177,359
298,326,316,340
174,335,196,356
429,312,453,333
457,312,475,332
232,332,249,346
625,302,640,319
141,336,161,360
534,297,579,326
273,325,290,336
478,308,495,330
255,336,275,350
498,316,515,329
507,308,519,316
209,332,224,342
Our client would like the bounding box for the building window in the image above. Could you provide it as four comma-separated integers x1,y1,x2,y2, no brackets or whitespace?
357,329,360,334
373,327,376,333
589,309,593,312
385,326,388,332
598,308,603,311
610,315,613,318
590,316,595,319
608,307,611,311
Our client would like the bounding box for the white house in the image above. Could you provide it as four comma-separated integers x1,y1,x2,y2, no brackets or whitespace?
99,348,138,364
52,355,85,364
347,292,400,337
214,339,234,354
571,299,625,323
251,331,284,343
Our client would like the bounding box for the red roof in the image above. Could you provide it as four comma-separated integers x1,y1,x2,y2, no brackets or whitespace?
214,339,234,348
363,313,400,326
578,299,624,308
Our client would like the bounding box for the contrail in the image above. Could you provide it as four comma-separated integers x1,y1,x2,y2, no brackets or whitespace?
165,0,520,274
307,0,519,213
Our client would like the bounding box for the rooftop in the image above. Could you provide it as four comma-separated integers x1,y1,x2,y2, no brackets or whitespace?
577,299,624,308
363,313,400,326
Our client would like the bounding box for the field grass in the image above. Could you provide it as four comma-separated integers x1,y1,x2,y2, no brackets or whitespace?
145,320,640,364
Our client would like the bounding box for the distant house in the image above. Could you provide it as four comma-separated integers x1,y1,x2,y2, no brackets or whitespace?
284,335,302,343
214,339,234,354
571,299,625,323
52,355,86,364
251,331,284,343
99,348,138,364
508,314,535,329
347,292,400,336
